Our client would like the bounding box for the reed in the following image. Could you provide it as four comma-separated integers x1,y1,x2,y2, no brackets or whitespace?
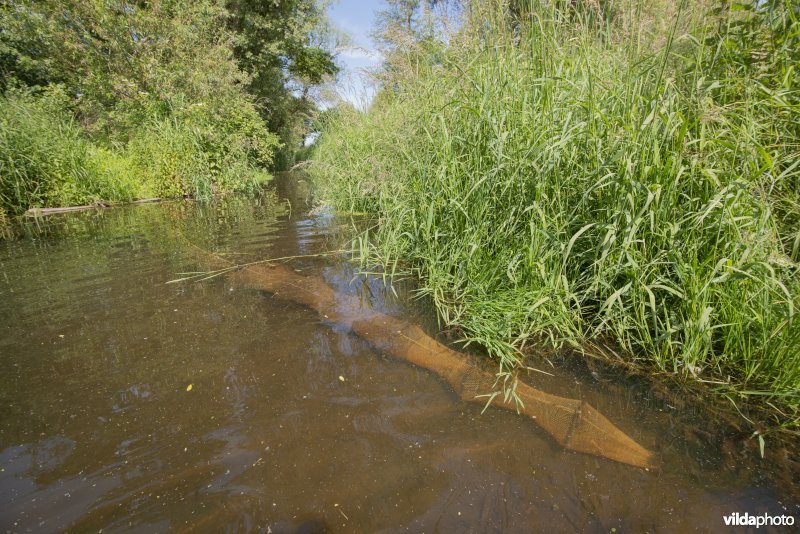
0,88,275,216
0,88,100,213
311,1,800,428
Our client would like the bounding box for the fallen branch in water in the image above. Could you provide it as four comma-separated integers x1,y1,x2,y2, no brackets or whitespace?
25,198,162,217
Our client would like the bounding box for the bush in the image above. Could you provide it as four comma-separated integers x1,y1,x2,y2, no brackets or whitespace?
85,147,144,203
0,86,279,215
127,102,279,200
126,118,210,199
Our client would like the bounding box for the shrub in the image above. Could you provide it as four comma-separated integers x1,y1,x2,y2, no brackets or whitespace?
126,102,279,200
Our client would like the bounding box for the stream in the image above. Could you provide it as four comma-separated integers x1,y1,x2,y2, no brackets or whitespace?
0,175,796,532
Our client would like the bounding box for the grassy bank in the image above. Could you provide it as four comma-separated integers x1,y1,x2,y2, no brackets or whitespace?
0,0,339,221
311,1,800,429
0,87,276,219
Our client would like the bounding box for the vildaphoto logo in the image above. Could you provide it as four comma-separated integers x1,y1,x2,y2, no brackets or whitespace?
723,512,795,528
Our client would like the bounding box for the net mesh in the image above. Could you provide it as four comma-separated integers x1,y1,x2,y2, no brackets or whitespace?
193,250,654,469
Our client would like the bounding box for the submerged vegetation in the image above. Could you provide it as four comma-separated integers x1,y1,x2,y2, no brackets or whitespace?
311,1,800,429
0,0,338,218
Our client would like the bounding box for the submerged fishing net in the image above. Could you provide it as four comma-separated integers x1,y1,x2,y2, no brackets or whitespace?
192,249,654,469
349,315,654,469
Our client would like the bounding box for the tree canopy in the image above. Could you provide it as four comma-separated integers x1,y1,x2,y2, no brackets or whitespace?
0,0,338,163
0,0,339,216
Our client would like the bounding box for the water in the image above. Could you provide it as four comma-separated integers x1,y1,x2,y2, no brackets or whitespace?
1,176,796,532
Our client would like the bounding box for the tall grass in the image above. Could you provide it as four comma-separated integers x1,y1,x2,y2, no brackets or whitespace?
311,1,800,427
0,87,137,214
0,87,276,218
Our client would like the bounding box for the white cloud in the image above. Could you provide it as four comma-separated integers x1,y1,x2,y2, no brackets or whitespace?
337,46,383,62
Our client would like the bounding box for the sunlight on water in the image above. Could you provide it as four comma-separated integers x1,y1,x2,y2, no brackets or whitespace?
0,178,796,532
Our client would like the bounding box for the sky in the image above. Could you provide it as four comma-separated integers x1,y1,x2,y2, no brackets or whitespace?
326,0,385,110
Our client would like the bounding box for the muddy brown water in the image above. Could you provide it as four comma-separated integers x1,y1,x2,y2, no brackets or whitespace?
1,176,797,532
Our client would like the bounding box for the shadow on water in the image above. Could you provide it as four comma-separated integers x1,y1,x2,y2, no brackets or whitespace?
0,173,797,532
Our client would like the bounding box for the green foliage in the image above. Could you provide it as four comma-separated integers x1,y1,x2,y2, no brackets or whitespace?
0,86,278,215
84,146,142,203
127,112,276,200
1,1,256,137
127,97,279,199
227,0,338,168
0,87,104,213
312,0,800,426
692,0,800,261
126,119,207,200
0,0,303,215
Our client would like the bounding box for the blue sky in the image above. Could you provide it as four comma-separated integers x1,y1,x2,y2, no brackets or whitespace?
326,0,385,109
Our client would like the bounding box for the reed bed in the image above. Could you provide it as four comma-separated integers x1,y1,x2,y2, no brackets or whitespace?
0,88,274,218
311,1,800,429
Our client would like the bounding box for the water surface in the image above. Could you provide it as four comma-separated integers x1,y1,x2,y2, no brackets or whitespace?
1,177,796,532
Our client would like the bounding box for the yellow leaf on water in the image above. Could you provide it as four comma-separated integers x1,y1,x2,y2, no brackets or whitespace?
186,384,193,392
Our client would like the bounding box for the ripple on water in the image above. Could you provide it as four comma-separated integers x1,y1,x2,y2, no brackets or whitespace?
0,186,797,532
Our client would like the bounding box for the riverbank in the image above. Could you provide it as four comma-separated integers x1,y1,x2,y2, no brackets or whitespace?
309,2,800,430
0,88,275,221
0,1,338,223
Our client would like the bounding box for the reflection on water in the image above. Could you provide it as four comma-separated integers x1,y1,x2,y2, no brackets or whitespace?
0,178,797,532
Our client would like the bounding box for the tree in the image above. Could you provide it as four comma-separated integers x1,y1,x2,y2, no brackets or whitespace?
0,1,281,209
225,0,339,169
0,1,254,137
1,0,340,169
